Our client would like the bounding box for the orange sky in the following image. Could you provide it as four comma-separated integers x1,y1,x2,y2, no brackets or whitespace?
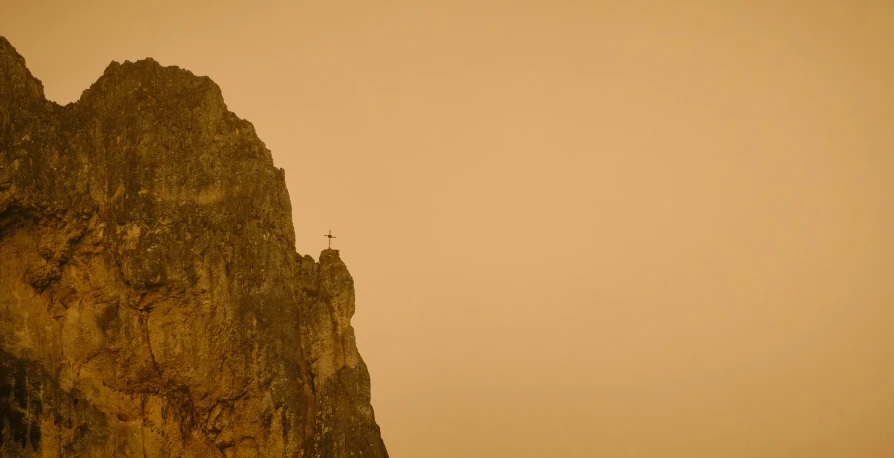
3,1,894,456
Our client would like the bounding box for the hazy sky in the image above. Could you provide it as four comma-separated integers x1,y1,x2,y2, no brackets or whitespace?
3,1,894,456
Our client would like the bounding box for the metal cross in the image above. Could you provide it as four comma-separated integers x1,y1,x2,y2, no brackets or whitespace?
324,230,336,249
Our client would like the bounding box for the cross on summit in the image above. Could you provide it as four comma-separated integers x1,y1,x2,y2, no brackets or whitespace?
324,230,336,249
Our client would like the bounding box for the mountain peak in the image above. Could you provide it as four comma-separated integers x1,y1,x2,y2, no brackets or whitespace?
0,36,46,103
0,36,388,458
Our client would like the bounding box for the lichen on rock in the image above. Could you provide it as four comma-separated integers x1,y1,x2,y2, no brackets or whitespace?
0,36,387,457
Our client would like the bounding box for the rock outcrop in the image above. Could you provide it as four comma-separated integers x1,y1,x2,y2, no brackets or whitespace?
0,37,388,457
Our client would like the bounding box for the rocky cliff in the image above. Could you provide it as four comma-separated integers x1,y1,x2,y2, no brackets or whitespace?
0,37,388,457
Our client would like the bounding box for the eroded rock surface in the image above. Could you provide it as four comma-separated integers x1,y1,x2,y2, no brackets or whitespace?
0,36,387,457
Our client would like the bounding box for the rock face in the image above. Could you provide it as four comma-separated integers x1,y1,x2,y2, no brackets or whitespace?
0,37,388,457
